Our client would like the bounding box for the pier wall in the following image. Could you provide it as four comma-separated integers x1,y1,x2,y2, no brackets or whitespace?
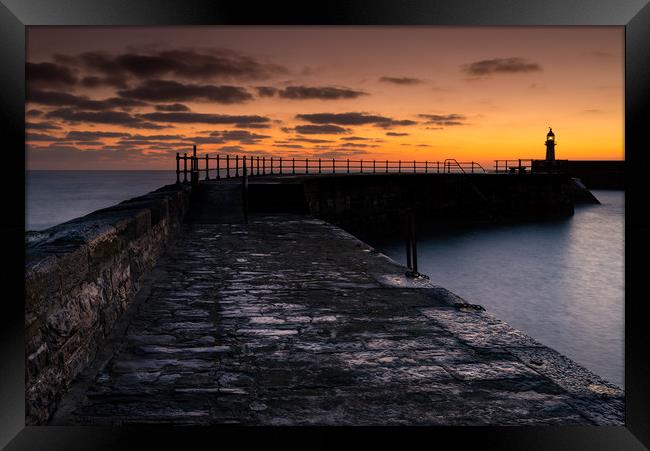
251,173,575,240
24,184,191,424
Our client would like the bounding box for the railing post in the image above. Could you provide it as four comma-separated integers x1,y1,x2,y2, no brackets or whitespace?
176,152,180,183
437,161,440,173
226,155,230,178
332,158,335,174
305,158,309,175
318,158,321,174
262,157,266,175
386,160,388,173
191,145,198,186
279,157,283,175
425,160,428,174
292,158,295,174
373,160,376,173
216,154,220,179
471,162,474,174
256,156,260,176
205,154,210,180
182,153,186,181
398,160,401,173
495,160,498,174
250,156,254,176
347,159,350,174
413,160,416,173
270,157,274,175
242,156,248,224
360,159,363,173
518,159,522,173
235,155,239,177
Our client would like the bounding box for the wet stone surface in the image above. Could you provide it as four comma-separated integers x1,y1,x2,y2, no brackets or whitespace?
51,215,623,425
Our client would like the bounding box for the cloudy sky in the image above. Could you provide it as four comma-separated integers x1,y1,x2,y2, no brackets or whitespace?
26,26,624,170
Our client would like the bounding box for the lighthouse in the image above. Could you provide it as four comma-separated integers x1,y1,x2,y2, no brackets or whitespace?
545,127,556,161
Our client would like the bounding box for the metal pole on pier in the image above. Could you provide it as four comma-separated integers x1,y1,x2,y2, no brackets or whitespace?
176,153,180,183
216,155,220,179
242,156,249,224
226,155,230,178
183,153,188,183
235,155,239,177
205,154,210,180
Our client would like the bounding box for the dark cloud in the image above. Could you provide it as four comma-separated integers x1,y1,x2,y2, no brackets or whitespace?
313,149,370,159
66,131,131,141
211,130,271,144
378,76,423,85
46,108,166,129
139,112,270,125
118,80,252,104
462,58,542,76
26,109,44,117
234,123,271,129
26,62,78,87
273,144,304,149
386,132,409,136
26,132,58,142
341,136,371,141
64,49,287,82
256,86,278,97
118,134,184,141
418,113,467,126
289,137,335,143
80,75,128,89
26,121,61,131
155,103,191,112
294,124,350,135
27,88,148,110
296,112,417,128
338,142,378,148
277,86,367,100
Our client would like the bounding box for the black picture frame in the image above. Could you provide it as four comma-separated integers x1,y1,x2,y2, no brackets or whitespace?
1,1,649,449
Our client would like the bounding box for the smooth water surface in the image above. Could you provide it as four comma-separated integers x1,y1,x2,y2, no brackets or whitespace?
26,171,176,231
374,191,624,388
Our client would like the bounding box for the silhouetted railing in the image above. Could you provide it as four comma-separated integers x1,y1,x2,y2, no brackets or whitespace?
493,159,568,174
176,152,489,184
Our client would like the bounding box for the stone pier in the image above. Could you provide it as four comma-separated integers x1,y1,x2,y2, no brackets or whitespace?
48,211,623,425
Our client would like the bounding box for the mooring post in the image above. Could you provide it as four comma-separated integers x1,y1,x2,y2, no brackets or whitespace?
176,153,180,183
410,212,418,274
205,154,210,180
405,214,412,270
242,156,249,224
182,152,187,183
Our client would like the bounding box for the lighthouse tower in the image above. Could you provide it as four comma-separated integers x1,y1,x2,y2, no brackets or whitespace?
545,127,556,161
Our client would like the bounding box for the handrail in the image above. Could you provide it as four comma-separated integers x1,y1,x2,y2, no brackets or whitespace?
175,151,492,184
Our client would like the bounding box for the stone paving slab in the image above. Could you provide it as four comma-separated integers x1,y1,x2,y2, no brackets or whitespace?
51,215,623,425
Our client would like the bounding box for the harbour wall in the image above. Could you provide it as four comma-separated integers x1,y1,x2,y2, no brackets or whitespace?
24,184,191,424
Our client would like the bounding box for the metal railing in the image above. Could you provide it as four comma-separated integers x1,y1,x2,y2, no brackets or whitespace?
176,150,488,184
493,159,534,174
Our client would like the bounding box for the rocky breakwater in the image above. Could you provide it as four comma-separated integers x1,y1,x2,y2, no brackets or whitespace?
25,183,191,424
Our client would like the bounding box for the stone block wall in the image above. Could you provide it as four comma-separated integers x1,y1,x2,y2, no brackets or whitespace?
25,183,191,425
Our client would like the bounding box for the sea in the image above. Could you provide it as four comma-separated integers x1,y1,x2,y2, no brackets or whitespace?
26,171,625,388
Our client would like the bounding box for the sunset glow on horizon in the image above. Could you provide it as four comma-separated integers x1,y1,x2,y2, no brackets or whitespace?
26,26,624,170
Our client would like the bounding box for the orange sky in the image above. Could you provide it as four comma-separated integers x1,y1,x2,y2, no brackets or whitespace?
25,26,624,170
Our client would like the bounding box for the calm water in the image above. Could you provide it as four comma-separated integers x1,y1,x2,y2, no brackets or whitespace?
26,171,176,231
26,172,624,387
373,190,625,388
